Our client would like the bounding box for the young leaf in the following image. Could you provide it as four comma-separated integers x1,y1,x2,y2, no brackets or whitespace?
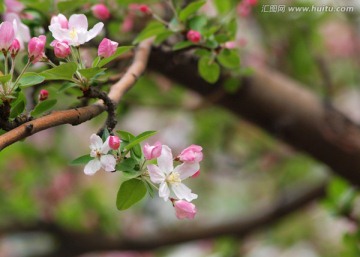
124,131,157,151
69,154,92,165
116,130,135,142
31,99,57,117
116,179,147,210
58,82,77,93
179,0,206,21
97,46,134,67
173,41,194,51
19,73,45,88
198,56,220,83
133,21,166,44
40,62,77,81
78,67,106,80
0,74,11,84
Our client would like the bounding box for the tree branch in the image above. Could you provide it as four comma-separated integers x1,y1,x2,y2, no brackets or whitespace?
0,39,153,151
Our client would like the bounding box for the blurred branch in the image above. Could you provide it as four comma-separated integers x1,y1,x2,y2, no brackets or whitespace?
0,39,153,151
3,181,326,257
148,48,360,187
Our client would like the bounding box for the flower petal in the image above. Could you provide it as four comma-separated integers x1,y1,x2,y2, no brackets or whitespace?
89,134,103,150
171,183,198,202
175,162,200,180
100,154,116,172
84,159,101,175
159,182,170,201
68,14,88,31
48,22,71,42
157,145,173,174
147,164,165,184
86,22,104,42
100,136,111,154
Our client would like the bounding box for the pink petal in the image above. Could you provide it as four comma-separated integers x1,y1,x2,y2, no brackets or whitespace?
69,14,88,31
84,159,101,175
147,164,165,184
157,145,173,174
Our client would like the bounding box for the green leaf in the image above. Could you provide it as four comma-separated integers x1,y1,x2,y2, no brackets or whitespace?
131,144,143,159
154,31,174,46
217,49,240,69
179,0,206,21
124,131,157,151
57,0,86,13
58,82,77,93
198,56,220,83
116,179,147,210
173,41,194,51
69,154,92,165
189,15,207,31
31,99,57,117
102,128,110,142
213,0,232,14
116,158,137,172
19,73,45,88
10,92,26,118
133,21,166,44
116,130,135,142
0,74,11,84
224,78,241,93
98,46,134,67
40,62,77,81
78,67,106,80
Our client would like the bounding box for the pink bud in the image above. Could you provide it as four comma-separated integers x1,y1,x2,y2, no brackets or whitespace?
187,30,201,44
139,4,151,14
121,14,134,32
224,41,236,49
109,136,121,150
9,39,20,57
191,170,200,178
51,14,68,29
0,21,15,52
28,35,46,63
173,200,197,220
50,40,71,58
245,0,257,6
92,4,111,21
178,145,203,163
39,89,49,101
143,142,162,160
5,0,25,14
237,2,251,17
98,38,118,58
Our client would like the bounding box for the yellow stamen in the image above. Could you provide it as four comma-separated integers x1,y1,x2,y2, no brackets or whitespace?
167,172,181,184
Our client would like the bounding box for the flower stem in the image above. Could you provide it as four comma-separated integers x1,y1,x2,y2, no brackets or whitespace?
4,53,9,75
12,60,31,89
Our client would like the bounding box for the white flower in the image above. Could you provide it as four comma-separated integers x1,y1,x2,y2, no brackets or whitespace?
84,134,116,175
49,13,103,46
147,145,199,202
4,13,30,49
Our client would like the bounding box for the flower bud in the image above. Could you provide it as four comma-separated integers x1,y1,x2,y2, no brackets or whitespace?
237,2,251,17
224,41,236,49
143,142,162,160
91,4,111,21
186,30,201,44
0,21,15,52
39,89,49,101
139,4,151,14
109,136,121,150
9,39,20,57
98,38,118,58
173,200,197,220
28,35,46,63
245,0,258,6
5,0,25,14
191,170,200,178
51,14,68,29
50,40,71,58
178,145,203,163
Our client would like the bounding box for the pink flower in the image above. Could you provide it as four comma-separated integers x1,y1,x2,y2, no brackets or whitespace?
173,200,197,220
245,0,257,6
187,30,201,44
237,2,251,17
9,39,20,57
139,4,151,14
191,170,200,178
92,4,111,21
98,38,118,58
51,14,68,29
0,21,15,51
109,136,121,150
4,13,31,49
224,41,236,49
28,35,46,63
39,89,49,101
178,145,203,163
121,14,134,32
143,142,162,160
50,40,71,58
5,0,24,14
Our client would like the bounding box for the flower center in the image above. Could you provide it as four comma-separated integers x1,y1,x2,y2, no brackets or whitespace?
166,172,181,184
69,28,77,40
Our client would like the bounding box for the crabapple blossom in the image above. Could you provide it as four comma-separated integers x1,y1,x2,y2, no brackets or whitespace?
245,0,258,6
178,145,203,163
84,134,116,175
5,13,30,49
92,4,111,20
143,142,162,160
50,40,71,58
109,136,121,150
0,21,15,52
139,4,151,14
173,199,197,219
51,14,68,29
9,39,20,57
237,2,251,17
49,14,103,46
187,30,201,44
39,89,49,101
147,145,199,202
5,0,24,14
28,35,46,63
224,41,236,49
98,38,118,58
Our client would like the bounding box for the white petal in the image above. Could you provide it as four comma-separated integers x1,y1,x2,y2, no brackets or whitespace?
84,159,101,175
69,14,88,31
172,183,198,202
100,137,111,154
159,182,170,201
49,23,70,42
89,134,103,150
86,22,104,42
100,154,116,172
157,145,173,174
147,164,165,184
175,162,200,180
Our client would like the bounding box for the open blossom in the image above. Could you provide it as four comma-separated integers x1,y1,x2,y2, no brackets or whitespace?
28,35,46,63
173,200,197,219
143,142,162,160
51,14,68,29
0,21,15,51
178,145,203,163
92,4,111,20
49,14,103,46
84,134,116,175
147,145,199,202
50,40,71,58
5,13,31,49
98,38,118,58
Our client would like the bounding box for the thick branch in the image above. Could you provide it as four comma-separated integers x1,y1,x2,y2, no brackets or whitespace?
0,39,153,151
148,49,360,186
